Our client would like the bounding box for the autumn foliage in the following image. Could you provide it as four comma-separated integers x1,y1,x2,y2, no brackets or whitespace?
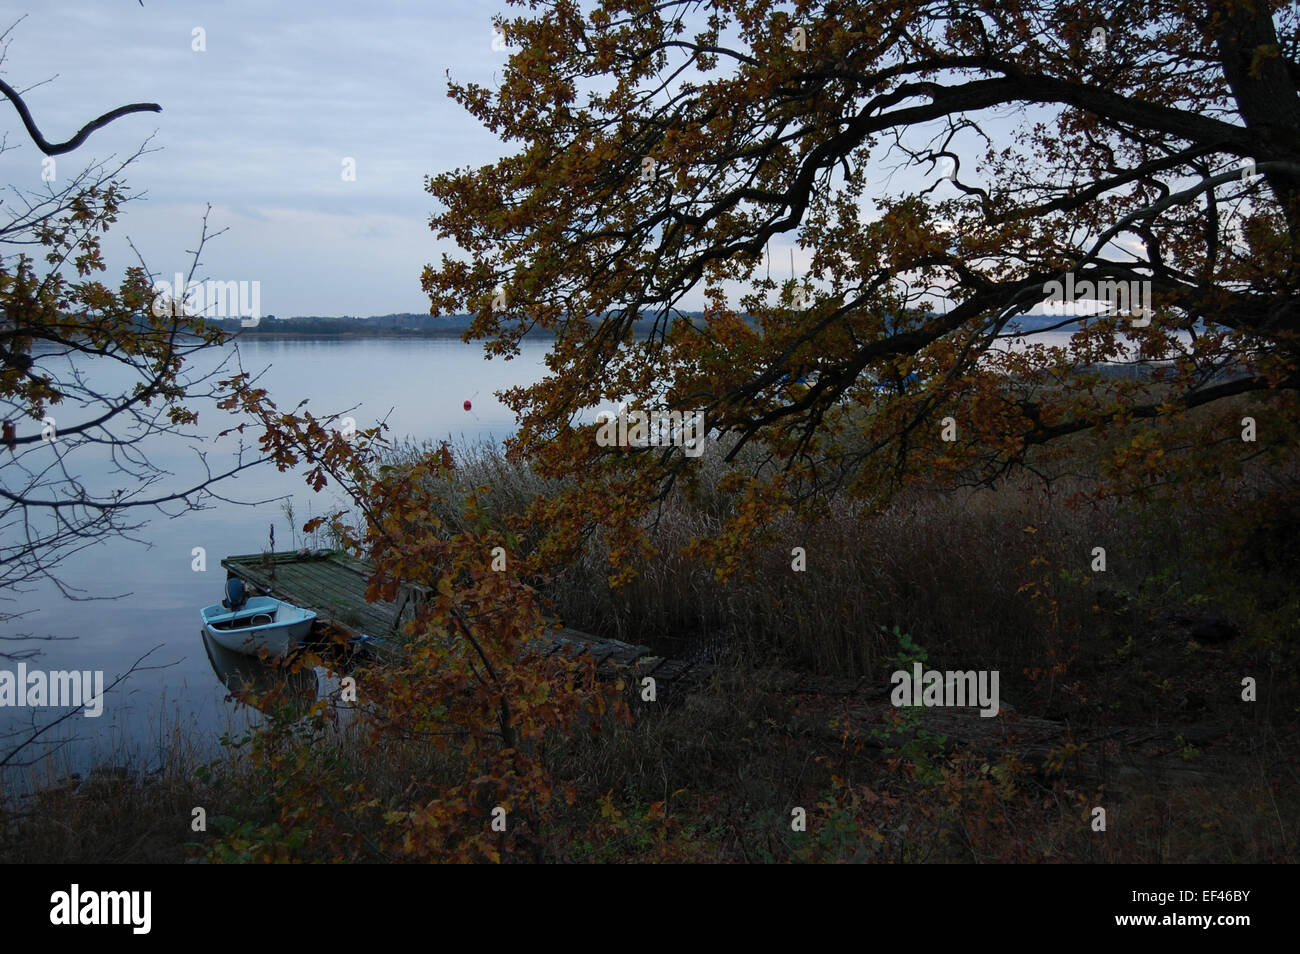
204,0,1300,862
418,0,1300,576
213,382,627,861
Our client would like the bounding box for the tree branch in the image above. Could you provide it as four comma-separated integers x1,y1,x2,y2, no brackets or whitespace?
0,78,159,156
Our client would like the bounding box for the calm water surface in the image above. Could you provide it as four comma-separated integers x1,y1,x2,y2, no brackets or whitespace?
1,337,550,782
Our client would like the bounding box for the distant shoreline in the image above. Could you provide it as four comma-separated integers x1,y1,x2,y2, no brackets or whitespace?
211,314,666,339
229,329,541,339
213,312,1092,340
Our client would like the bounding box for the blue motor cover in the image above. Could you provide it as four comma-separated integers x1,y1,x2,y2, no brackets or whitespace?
222,577,248,611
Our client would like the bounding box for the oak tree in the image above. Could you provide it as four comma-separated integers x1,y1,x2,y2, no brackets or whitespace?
422,0,1300,576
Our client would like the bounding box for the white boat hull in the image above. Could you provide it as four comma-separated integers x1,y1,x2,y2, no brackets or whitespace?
200,596,317,657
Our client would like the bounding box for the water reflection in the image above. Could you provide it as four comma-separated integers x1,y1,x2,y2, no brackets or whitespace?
199,629,319,717
199,628,367,738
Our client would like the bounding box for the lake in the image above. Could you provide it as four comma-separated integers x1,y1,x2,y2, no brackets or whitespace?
0,329,1170,785
0,337,552,785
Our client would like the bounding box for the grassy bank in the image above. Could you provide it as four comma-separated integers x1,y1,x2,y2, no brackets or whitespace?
2,661,1294,863
3,394,1297,863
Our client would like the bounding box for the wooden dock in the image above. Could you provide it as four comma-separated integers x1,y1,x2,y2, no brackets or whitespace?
220,549,659,664
223,550,400,637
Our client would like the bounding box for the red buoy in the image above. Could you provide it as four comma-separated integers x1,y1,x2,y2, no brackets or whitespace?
463,400,472,411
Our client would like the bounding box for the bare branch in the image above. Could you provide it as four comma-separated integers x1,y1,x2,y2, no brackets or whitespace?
0,78,160,156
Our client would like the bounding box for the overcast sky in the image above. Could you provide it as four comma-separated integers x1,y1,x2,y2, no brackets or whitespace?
0,1,552,317
0,2,1081,322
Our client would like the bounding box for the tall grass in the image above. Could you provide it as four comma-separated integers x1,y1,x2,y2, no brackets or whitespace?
384,422,1297,726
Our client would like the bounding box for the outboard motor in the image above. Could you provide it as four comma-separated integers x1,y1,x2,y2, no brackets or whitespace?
222,577,248,611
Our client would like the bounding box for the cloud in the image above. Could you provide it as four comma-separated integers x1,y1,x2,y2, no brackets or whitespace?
0,0,511,314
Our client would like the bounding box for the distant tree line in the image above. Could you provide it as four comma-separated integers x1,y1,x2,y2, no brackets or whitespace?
208,312,671,337
209,311,1086,338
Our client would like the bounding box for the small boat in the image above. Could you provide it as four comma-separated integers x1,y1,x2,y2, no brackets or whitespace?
200,578,317,657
